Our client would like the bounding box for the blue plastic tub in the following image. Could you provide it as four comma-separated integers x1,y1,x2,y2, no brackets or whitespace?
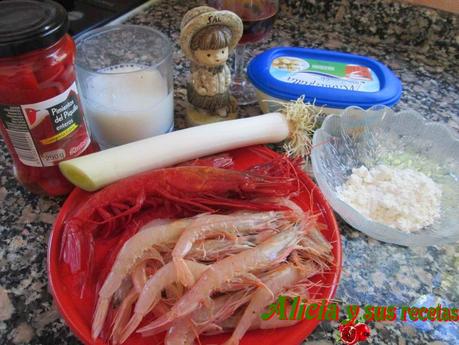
247,47,402,113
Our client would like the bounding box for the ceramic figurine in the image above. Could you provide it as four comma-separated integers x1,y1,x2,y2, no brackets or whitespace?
180,6,243,125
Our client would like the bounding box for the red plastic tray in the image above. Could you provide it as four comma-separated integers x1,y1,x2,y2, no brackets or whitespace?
48,145,342,345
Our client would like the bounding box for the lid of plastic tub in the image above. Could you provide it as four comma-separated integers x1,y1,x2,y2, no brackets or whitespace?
247,47,402,109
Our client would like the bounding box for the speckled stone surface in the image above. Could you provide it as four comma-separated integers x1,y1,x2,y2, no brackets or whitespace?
0,1,458,344
284,0,459,48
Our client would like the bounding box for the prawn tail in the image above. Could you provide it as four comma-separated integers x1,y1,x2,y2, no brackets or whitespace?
135,320,169,338
110,314,124,345
173,257,196,288
111,291,139,344
238,274,270,292
119,314,143,344
60,221,96,294
79,233,96,298
121,294,162,341
60,222,84,272
222,337,239,345
137,311,176,335
92,298,110,341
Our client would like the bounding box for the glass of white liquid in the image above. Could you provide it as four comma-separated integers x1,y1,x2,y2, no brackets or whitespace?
75,25,173,149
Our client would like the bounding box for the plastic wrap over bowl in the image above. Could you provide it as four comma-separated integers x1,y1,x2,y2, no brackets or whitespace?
311,106,459,246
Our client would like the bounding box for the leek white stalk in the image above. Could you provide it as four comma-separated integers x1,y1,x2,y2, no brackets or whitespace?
60,98,321,192
60,113,289,191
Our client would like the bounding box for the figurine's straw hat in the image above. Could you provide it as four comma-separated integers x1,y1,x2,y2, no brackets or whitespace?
180,6,243,63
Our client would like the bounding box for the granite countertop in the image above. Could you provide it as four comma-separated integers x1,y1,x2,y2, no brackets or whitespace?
0,1,458,344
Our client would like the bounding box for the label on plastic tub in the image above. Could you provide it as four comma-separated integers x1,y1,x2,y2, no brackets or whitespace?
0,82,91,167
269,56,380,92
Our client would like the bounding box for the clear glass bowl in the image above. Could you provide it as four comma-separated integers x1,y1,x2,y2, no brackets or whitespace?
311,106,459,246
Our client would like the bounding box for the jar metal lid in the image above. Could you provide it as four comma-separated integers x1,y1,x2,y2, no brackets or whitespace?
0,0,68,58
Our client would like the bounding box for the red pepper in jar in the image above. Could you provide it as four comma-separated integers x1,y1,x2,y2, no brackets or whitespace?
0,0,98,196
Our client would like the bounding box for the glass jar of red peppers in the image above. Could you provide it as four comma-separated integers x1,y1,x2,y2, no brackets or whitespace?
0,0,98,196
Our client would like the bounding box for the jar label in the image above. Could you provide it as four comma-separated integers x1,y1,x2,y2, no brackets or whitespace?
269,56,380,92
0,82,91,167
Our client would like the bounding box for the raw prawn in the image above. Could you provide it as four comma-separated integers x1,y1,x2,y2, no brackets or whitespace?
163,289,255,345
164,318,199,345
186,238,255,262
94,211,171,296
163,263,315,345
206,302,304,335
295,228,334,270
120,260,209,344
165,303,304,345
172,211,295,287
61,159,300,288
92,218,191,340
275,197,306,218
110,260,154,344
137,220,314,334
223,262,317,345
185,230,279,262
